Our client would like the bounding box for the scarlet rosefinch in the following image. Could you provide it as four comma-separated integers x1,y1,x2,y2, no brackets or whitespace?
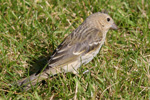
17,12,118,90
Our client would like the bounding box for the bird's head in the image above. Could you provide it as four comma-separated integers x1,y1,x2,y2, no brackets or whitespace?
85,12,118,33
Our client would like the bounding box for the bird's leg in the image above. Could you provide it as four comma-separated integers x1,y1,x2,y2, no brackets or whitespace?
82,70,89,74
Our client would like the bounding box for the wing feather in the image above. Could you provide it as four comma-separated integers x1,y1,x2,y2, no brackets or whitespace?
47,27,103,68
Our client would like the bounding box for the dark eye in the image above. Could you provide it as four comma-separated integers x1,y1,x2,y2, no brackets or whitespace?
107,18,110,22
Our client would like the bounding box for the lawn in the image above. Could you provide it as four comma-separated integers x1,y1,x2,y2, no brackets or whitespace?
0,0,150,99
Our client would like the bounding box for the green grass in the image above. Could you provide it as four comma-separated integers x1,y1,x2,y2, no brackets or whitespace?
0,0,150,99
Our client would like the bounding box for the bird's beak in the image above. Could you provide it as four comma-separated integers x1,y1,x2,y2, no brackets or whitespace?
110,23,118,30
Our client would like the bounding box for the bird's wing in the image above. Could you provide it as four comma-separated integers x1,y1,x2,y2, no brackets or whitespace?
47,27,103,68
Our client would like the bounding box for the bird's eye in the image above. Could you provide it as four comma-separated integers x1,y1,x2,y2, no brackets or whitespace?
107,18,110,22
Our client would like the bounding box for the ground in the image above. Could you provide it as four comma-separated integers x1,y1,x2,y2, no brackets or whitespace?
0,0,149,99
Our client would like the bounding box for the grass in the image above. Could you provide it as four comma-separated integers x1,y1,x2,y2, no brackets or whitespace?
0,0,150,99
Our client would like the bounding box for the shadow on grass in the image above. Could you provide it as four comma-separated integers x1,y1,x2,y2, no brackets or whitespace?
28,55,51,75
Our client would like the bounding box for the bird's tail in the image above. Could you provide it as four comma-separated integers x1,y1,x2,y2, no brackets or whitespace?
17,67,60,90
17,72,48,90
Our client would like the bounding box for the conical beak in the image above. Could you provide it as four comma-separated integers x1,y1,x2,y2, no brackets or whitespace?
110,23,118,30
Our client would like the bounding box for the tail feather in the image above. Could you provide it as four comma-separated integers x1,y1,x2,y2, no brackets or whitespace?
17,67,61,90
17,72,48,90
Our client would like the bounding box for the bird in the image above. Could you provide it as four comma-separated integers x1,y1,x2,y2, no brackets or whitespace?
17,11,118,90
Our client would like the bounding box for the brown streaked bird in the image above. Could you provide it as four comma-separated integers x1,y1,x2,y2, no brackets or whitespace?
17,12,118,90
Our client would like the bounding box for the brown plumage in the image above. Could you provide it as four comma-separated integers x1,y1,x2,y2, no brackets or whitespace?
17,12,118,90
